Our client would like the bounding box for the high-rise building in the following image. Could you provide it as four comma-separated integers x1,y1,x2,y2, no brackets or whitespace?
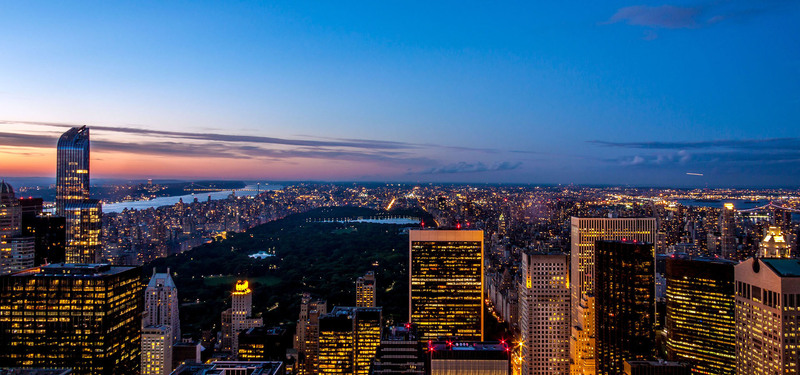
55,126,90,214
356,271,376,307
317,306,382,375
141,325,173,375
144,268,181,343
409,229,483,341
595,240,656,375
719,203,737,259
237,326,289,362
222,280,263,356
294,293,327,374
665,256,735,375
142,269,181,375
735,258,800,374
519,252,570,375
0,263,142,374
759,226,790,258
21,216,66,266
0,182,35,275
569,217,657,375
570,295,596,375
63,200,101,264
370,324,424,375
425,341,511,375
56,126,100,264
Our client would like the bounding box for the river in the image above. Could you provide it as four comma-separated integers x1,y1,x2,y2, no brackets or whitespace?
102,184,282,213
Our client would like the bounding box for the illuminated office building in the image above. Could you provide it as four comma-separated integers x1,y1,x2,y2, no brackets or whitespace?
719,204,737,259
595,240,656,375
63,200,101,264
55,126,90,215
0,182,35,275
569,217,656,375
759,226,790,258
317,306,382,375
370,324,425,375
409,229,483,341
570,295,596,375
735,258,800,374
665,257,735,375
237,326,288,362
171,361,284,375
0,263,142,375
144,268,181,343
519,252,569,375
425,341,511,375
55,126,100,264
356,271,376,307
142,325,173,375
294,293,327,374
222,280,263,356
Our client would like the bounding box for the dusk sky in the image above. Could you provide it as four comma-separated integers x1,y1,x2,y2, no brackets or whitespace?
1,1,798,187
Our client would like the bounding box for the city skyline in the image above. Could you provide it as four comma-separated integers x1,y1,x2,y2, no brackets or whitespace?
1,2,799,187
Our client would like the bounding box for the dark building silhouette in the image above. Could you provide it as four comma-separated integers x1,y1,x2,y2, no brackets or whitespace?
595,240,656,375
22,216,66,266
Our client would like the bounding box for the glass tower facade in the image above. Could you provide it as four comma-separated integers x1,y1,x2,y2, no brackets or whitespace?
595,240,656,375
409,230,483,341
56,126,90,215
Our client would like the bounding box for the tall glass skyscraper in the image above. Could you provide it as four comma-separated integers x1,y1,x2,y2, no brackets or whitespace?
56,126,90,215
56,126,101,263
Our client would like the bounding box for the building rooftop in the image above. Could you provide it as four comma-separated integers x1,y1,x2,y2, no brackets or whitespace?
761,258,800,277
171,361,283,375
10,263,137,277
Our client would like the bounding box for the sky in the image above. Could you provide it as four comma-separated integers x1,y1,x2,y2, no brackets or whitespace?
1,1,798,187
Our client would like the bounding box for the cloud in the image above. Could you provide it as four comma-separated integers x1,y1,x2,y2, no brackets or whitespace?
416,161,522,174
605,1,796,30
589,138,800,151
606,5,702,29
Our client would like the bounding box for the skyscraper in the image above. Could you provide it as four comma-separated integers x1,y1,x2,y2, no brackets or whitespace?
55,126,90,214
735,258,800,374
519,252,570,375
142,325,173,375
595,240,656,375
409,229,483,341
144,268,181,343
142,269,181,375
569,217,657,375
759,226,790,258
0,263,142,374
719,203,737,259
295,293,327,374
317,306,382,375
665,256,735,375
56,126,101,264
221,280,263,356
356,271,376,307
0,182,35,275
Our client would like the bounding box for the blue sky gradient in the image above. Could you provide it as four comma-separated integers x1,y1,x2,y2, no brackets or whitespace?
1,1,798,186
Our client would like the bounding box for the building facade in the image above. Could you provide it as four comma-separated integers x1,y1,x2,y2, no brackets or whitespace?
294,293,327,374
317,306,382,375
735,258,800,374
519,252,570,375
409,229,483,341
356,271,376,307
0,264,142,375
595,240,656,375
665,257,735,375
55,126,90,215
144,268,181,343
569,217,657,375
141,325,173,375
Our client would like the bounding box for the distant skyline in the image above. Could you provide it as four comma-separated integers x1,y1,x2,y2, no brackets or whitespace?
1,1,799,187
